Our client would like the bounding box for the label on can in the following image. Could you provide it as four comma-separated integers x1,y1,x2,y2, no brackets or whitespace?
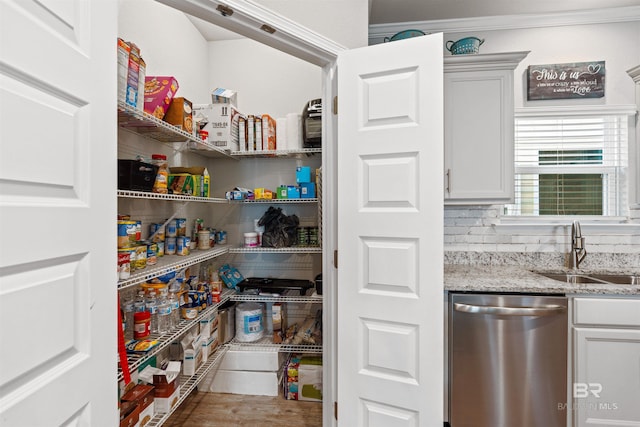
147,243,158,265
165,237,176,255
176,218,187,237
167,220,177,237
117,220,137,248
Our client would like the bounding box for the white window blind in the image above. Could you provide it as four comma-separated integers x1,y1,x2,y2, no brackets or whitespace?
504,108,630,217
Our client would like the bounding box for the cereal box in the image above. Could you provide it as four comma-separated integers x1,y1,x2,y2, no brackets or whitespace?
125,42,141,108
144,76,179,120
163,97,193,133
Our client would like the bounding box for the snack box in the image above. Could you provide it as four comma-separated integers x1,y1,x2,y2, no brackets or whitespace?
119,400,140,427
261,114,277,150
168,174,195,196
144,76,179,120
121,384,155,427
163,97,193,134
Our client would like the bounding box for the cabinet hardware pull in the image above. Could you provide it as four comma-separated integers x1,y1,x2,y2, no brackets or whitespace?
454,302,566,316
216,4,234,16
446,169,451,193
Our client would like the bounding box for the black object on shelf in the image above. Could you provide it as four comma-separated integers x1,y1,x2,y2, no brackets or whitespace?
118,159,158,192
237,277,314,296
315,273,322,295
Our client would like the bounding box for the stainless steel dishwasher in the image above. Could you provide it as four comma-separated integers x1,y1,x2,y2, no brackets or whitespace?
448,293,568,427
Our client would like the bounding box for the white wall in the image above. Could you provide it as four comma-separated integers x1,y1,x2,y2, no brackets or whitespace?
118,0,211,104
445,21,640,108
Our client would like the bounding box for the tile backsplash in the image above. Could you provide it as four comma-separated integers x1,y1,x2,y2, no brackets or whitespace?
444,205,640,256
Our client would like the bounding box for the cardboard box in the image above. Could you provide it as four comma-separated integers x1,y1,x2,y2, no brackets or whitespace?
121,384,155,427
300,182,316,198
182,334,203,376
163,97,193,133
154,384,180,414
198,308,218,339
296,166,312,183
168,174,195,196
196,88,241,151
287,185,300,199
150,362,181,414
119,400,140,427
261,114,277,150
284,354,322,402
201,328,219,363
254,188,274,200
144,76,179,120
169,167,209,198
117,39,131,104
125,42,141,109
220,349,287,371
276,185,288,199
210,369,282,396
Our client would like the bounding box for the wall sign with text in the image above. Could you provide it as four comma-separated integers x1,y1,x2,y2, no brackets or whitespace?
527,61,605,100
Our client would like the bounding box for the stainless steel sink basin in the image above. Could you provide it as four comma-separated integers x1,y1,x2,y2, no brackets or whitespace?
535,271,639,285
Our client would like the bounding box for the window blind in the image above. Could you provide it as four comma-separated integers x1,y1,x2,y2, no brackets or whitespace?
504,112,629,217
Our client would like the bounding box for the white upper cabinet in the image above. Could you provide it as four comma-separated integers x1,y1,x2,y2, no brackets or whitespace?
444,51,529,204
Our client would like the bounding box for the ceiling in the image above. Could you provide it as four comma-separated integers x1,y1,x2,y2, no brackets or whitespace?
187,0,640,41
369,0,640,25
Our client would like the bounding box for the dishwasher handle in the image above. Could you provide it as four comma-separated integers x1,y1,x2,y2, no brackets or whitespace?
454,302,566,316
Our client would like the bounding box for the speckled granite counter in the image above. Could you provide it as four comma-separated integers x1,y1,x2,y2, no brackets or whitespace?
444,252,640,295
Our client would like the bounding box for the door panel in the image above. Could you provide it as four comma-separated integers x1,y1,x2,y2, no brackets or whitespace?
337,34,444,426
0,0,117,425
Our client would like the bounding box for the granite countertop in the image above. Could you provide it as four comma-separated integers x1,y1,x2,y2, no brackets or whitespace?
444,264,640,295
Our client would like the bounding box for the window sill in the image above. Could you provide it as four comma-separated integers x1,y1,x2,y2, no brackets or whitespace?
494,216,640,235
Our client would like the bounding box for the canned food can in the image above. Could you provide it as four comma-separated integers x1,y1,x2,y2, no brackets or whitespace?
177,236,190,256
166,220,177,237
118,247,136,272
176,218,187,237
134,245,147,270
198,230,211,250
117,220,137,248
135,221,142,241
156,241,164,257
147,242,158,266
149,223,165,243
117,250,131,280
217,230,227,245
165,237,176,255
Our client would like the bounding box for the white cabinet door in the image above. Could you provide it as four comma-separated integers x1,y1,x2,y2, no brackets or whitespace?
0,0,118,425
337,34,444,426
574,327,640,426
443,52,528,204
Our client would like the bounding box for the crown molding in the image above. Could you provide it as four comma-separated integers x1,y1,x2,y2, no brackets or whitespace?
628,65,640,82
369,6,640,44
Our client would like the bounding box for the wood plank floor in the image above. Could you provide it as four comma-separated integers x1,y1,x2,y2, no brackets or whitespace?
163,391,323,426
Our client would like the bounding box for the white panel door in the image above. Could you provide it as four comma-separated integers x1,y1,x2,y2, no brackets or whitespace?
0,0,118,425
337,34,444,426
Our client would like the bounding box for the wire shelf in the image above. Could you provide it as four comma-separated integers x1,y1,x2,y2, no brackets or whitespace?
117,101,233,159
228,246,322,254
117,289,234,382
229,148,321,158
230,293,322,303
232,198,318,204
117,190,229,203
226,337,322,354
144,345,229,427
117,246,229,290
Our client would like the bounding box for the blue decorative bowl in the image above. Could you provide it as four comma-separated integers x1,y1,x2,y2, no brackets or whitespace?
384,29,426,43
446,37,484,55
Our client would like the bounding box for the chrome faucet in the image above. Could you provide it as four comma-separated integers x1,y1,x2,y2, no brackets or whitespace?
569,220,587,270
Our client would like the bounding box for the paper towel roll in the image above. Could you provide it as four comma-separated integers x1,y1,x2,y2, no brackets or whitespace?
286,113,302,151
235,302,264,342
276,117,287,151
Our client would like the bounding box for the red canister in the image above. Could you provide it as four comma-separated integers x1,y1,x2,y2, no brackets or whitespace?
133,311,151,339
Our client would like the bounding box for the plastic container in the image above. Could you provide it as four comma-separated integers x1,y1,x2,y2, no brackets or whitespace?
151,154,168,193
133,311,151,339
244,232,258,248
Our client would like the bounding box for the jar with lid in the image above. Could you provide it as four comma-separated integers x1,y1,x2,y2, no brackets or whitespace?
133,311,151,339
151,154,168,194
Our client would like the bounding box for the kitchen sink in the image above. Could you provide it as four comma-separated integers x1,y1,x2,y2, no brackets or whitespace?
535,271,639,285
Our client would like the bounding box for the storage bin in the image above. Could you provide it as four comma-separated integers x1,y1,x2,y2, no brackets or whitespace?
118,160,158,192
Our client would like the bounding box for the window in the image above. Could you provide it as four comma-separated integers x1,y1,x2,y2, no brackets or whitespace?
504,107,631,217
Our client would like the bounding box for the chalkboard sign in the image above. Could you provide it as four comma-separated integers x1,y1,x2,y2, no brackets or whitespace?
527,61,605,100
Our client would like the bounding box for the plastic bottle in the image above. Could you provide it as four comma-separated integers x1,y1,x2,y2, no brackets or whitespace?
133,290,146,313
168,291,180,329
146,290,159,334
157,289,171,334
122,295,135,341
151,154,168,194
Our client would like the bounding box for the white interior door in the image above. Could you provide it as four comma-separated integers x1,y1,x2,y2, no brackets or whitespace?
337,34,444,426
0,1,118,425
